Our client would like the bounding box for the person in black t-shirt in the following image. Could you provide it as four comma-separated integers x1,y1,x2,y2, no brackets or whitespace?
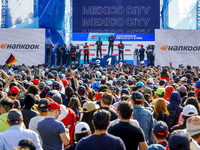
108,34,115,56
95,37,102,58
139,45,145,61
108,102,148,150
99,92,118,121
75,110,126,150
45,45,52,66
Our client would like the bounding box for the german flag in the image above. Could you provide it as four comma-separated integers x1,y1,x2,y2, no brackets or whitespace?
5,54,17,66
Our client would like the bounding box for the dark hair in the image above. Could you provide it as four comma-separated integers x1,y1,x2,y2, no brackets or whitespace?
18,139,36,150
154,134,167,140
159,80,166,86
93,109,111,130
28,85,39,95
47,73,54,79
68,96,81,110
81,110,96,133
121,95,130,101
0,97,14,112
186,97,200,114
188,91,195,97
24,93,36,107
65,87,74,98
101,92,113,105
117,102,133,119
98,85,110,93
76,132,89,142
192,132,200,140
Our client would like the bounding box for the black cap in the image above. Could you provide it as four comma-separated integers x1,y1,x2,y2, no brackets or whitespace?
37,99,50,112
131,91,144,101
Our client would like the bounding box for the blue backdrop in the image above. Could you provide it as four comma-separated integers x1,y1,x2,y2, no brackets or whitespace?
73,0,160,34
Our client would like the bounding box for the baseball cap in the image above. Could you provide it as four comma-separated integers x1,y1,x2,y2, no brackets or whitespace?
110,86,116,91
153,121,168,136
131,91,144,101
46,80,52,86
121,89,130,95
52,81,60,90
33,79,40,85
186,119,200,137
147,78,154,84
62,80,68,86
177,86,187,93
7,109,23,124
120,80,126,86
147,144,165,150
92,82,100,92
156,89,165,96
78,85,86,94
182,104,198,117
52,95,62,104
122,84,129,89
96,92,102,101
180,77,187,82
46,90,56,98
38,82,45,89
174,77,180,82
168,131,190,150
47,101,61,110
37,99,50,111
75,122,90,134
10,86,20,94
43,86,50,93
83,101,100,113
143,87,152,95
195,81,200,88
136,81,144,87
84,74,90,79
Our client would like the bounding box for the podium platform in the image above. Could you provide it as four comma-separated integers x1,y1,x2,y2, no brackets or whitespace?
92,56,117,67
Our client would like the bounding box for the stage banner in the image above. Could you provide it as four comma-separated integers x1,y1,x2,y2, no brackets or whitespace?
155,29,200,67
0,29,45,66
73,0,160,34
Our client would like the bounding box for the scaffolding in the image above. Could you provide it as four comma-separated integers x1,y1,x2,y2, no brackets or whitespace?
65,0,72,46
197,0,200,29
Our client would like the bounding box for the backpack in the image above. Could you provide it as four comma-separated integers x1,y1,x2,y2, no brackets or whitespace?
167,105,181,130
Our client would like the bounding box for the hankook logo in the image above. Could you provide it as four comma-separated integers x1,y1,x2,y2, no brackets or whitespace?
160,45,200,51
0,44,40,49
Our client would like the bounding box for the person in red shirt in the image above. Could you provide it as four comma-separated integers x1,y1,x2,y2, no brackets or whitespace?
118,40,124,62
83,42,90,64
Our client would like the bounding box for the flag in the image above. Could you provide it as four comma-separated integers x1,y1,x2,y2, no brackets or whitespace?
5,54,17,66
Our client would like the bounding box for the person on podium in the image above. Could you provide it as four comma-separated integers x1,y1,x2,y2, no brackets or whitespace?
118,40,124,62
95,37,102,58
108,34,115,56
83,42,90,64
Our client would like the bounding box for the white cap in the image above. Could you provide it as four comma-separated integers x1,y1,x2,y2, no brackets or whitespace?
147,78,154,84
183,104,198,117
180,77,187,82
46,81,52,86
75,122,90,134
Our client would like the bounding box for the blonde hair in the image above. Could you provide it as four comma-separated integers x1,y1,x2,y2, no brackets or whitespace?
154,98,169,116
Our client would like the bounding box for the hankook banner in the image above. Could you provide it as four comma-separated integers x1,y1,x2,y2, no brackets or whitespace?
0,29,45,66
155,29,200,67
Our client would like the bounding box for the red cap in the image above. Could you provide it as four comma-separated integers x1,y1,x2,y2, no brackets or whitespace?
47,101,61,110
33,79,40,85
62,80,68,86
10,86,20,94
96,92,102,101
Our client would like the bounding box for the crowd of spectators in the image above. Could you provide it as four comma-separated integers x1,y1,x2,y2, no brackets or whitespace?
0,62,200,150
